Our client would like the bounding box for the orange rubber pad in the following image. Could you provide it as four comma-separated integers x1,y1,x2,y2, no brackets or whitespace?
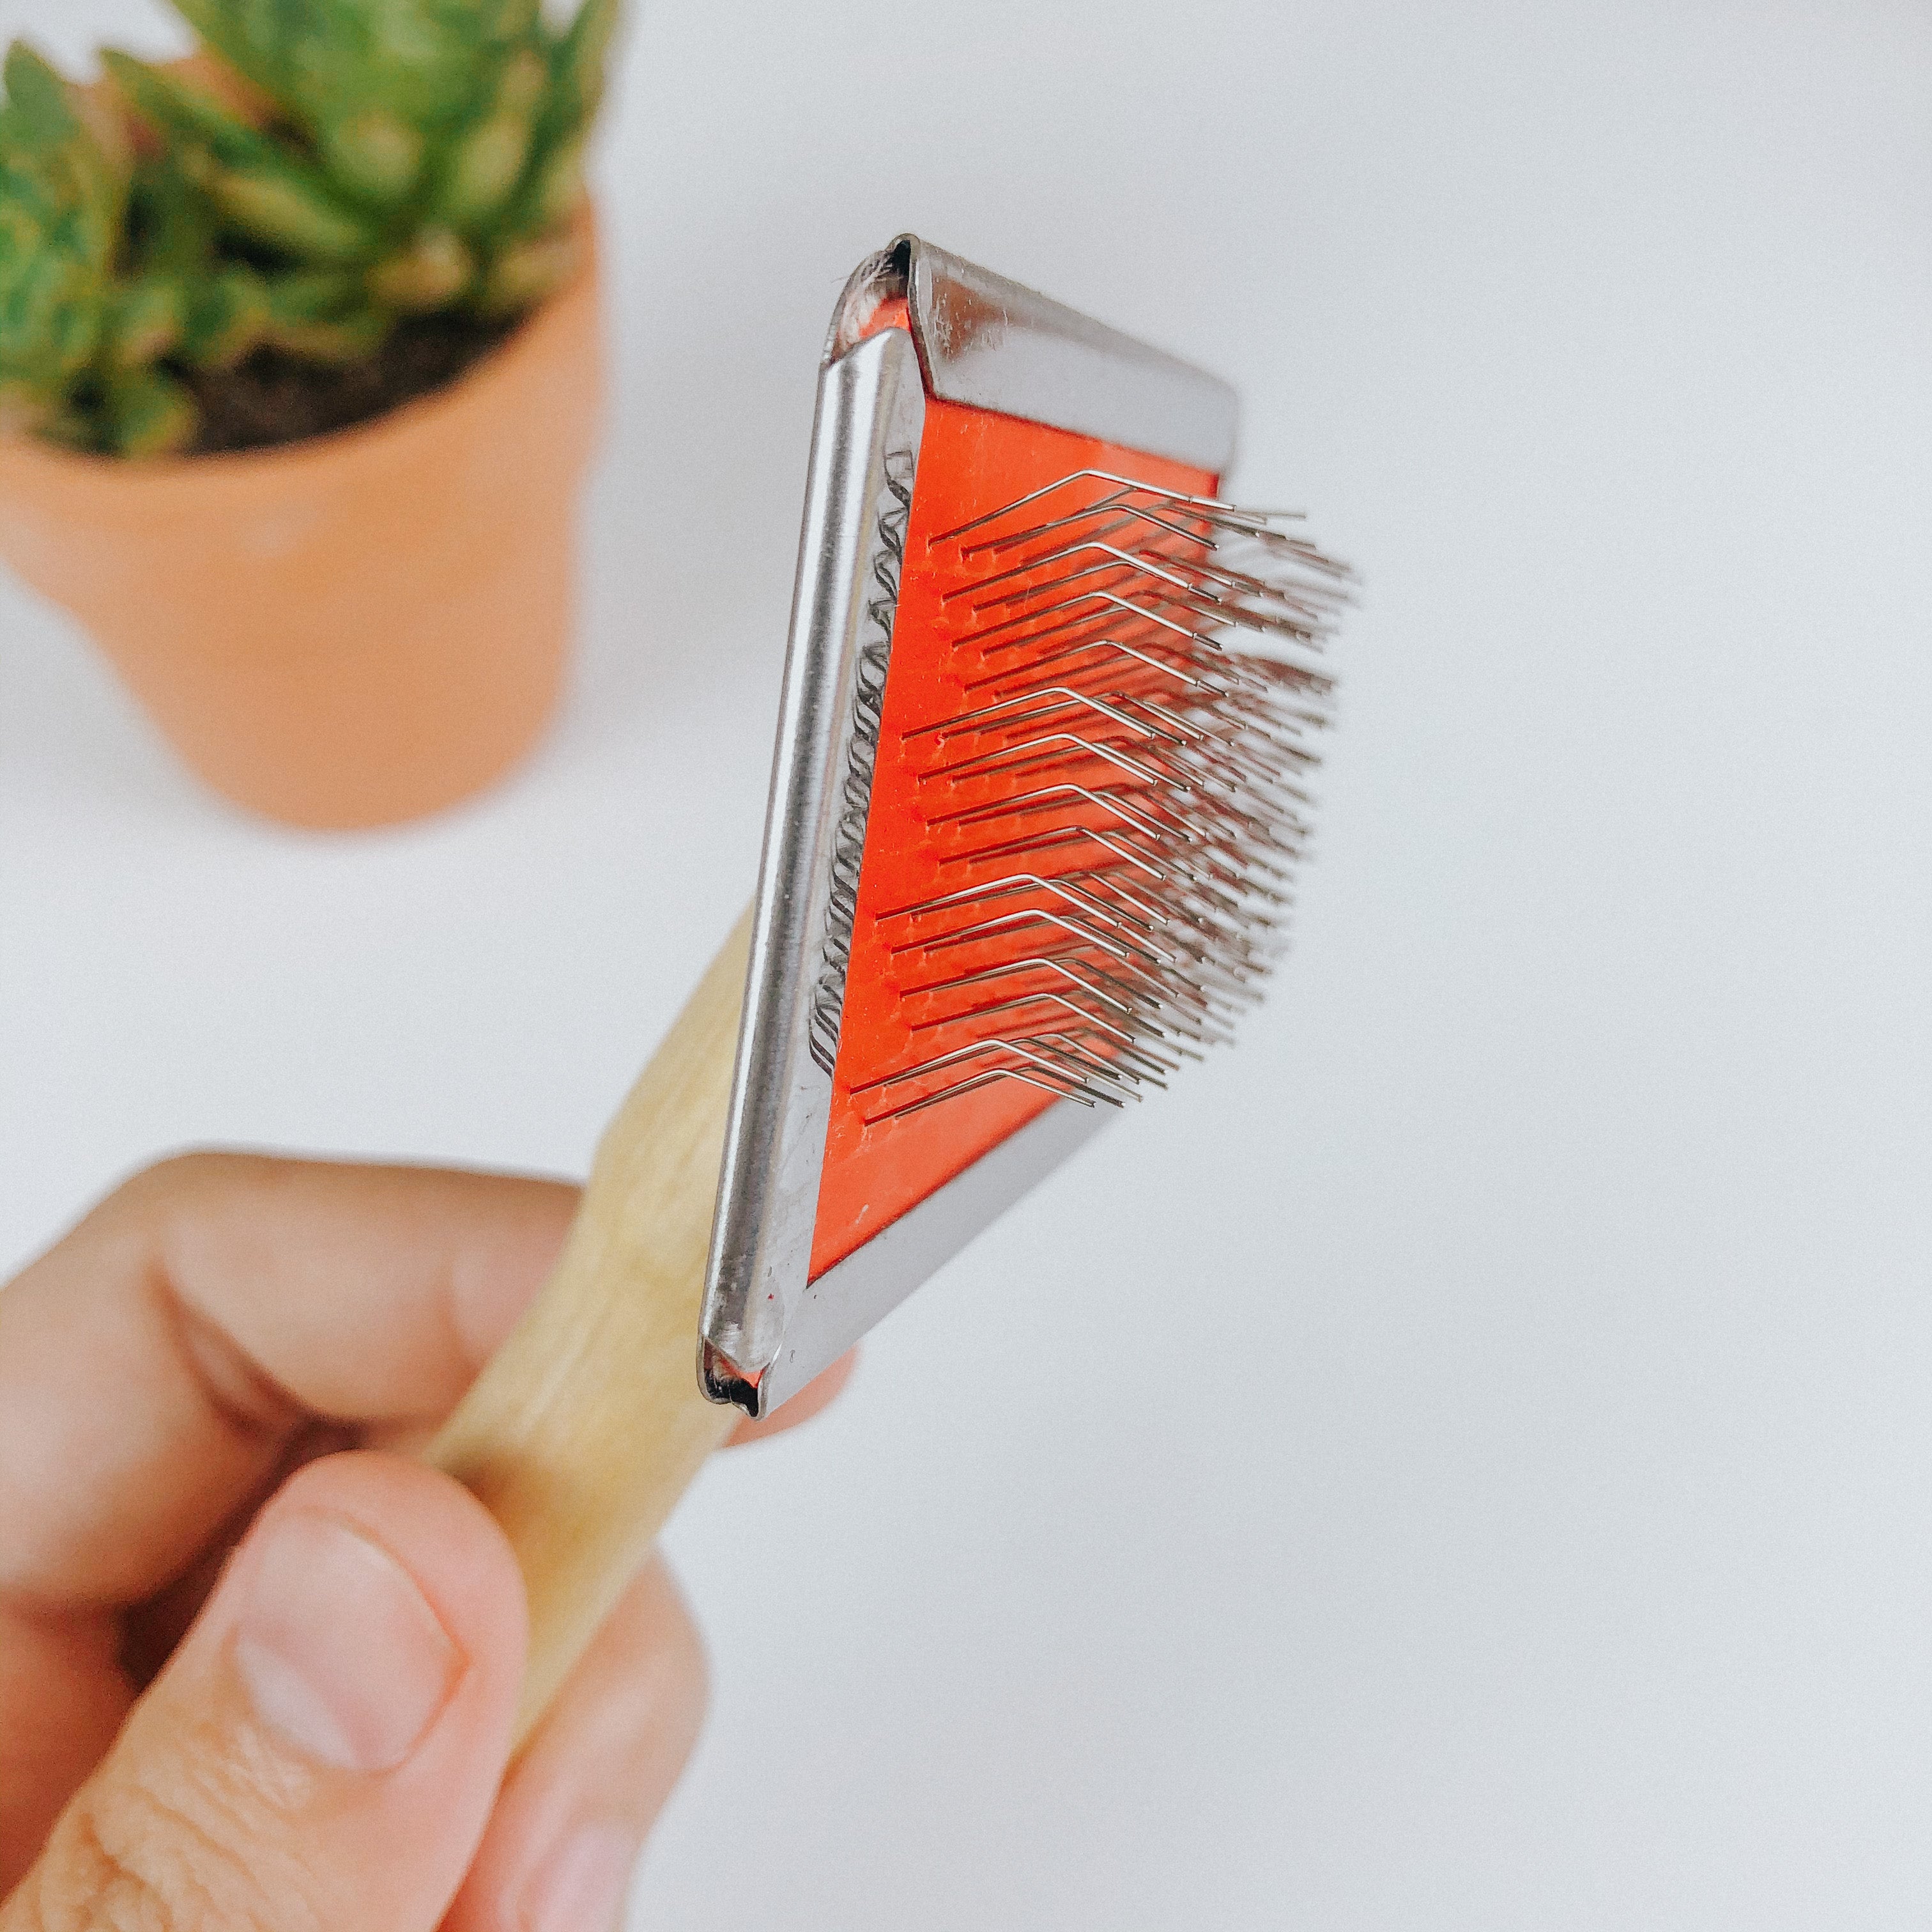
809,310,1218,1276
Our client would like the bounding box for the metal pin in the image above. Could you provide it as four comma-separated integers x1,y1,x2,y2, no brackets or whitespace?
859,468,1347,1121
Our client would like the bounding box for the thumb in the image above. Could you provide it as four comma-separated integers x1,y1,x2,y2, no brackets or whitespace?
1,1452,527,1932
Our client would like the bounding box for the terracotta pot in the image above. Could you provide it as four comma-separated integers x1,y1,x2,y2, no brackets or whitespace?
0,214,604,829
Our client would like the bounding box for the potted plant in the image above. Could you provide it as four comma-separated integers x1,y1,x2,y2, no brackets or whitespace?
0,0,617,829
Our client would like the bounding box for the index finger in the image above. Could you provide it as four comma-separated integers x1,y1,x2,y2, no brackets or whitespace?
0,1153,578,1611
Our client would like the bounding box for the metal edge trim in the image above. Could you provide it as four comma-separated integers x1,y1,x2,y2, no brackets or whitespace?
755,1100,1113,1416
700,328,926,1409
829,234,1238,473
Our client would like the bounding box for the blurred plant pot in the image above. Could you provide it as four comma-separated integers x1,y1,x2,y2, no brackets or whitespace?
0,209,603,830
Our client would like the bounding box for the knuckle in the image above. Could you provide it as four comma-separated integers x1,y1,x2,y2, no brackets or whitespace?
20,1784,208,1932
88,1151,250,1239
118,1151,302,1225
124,1149,249,1201
18,1758,303,1932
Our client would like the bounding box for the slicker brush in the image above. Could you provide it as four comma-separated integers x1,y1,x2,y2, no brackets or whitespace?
428,237,1350,1743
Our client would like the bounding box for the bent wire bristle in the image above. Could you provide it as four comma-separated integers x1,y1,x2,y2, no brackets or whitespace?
701,236,1351,1415
854,475,1348,1125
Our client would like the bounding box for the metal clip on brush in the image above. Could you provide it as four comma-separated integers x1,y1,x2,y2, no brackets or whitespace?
428,237,1350,1742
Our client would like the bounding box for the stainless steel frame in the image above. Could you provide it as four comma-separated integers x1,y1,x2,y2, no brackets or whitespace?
700,238,1241,1417
700,325,926,1413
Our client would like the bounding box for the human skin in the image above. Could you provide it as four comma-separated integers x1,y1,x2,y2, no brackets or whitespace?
0,1153,850,1931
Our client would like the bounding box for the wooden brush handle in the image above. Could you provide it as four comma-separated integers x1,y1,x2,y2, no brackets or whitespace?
427,907,753,1746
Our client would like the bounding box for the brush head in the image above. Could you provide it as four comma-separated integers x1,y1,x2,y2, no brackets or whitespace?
702,238,1347,1415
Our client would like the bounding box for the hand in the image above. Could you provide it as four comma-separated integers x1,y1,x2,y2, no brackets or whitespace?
0,1153,849,1930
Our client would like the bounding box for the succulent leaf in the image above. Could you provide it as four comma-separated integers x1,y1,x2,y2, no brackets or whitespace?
103,364,198,455
102,50,272,172
3,41,102,160
367,224,471,309
25,398,95,446
264,264,363,319
107,272,185,368
0,39,125,435
318,107,422,205
132,151,218,272
107,52,376,264
170,0,530,141
263,301,390,364
183,263,270,366
496,0,610,242
432,43,548,230
202,156,374,261
553,0,620,134
478,222,579,317
518,132,583,236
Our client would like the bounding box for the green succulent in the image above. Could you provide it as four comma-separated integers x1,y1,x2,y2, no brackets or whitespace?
0,0,617,457
105,0,617,349
0,40,199,455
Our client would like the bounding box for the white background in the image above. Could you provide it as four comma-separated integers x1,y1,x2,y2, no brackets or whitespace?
4,3,1930,1926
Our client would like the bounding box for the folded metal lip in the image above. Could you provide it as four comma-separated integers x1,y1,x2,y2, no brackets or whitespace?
829,234,1239,473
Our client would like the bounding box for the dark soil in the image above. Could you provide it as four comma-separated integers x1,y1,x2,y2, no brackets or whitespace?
187,310,519,455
